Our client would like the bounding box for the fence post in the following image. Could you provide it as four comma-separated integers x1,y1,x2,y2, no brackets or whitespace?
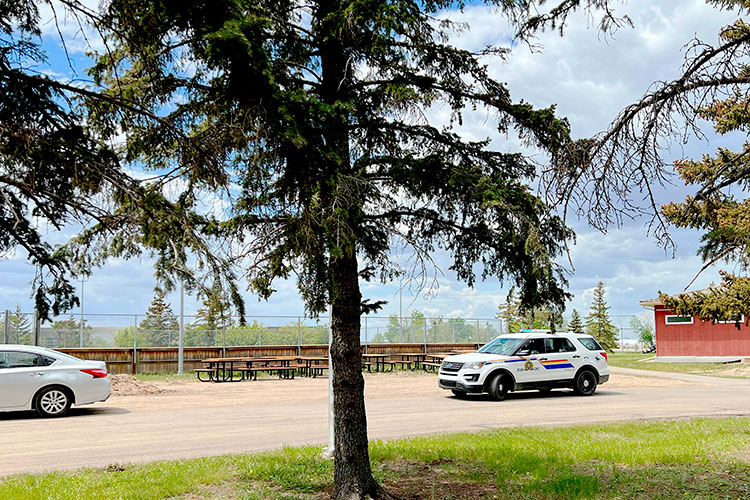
3,310,9,344
297,317,302,356
33,310,40,346
133,315,138,375
451,320,455,344
222,321,227,357
258,325,262,346
178,280,184,375
423,320,427,353
363,316,368,353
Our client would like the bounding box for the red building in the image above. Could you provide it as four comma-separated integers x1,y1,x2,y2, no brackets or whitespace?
639,293,750,359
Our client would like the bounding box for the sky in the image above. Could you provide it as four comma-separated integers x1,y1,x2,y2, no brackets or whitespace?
0,0,745,331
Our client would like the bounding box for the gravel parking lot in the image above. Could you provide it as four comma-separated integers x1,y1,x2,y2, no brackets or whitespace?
2,367,748,477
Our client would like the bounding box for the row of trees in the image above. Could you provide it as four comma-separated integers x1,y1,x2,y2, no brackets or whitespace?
110,292,330,347
368,312,499,344
9,285,652,349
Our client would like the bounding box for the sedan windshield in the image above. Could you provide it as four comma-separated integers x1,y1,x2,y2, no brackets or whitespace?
478,337,525,355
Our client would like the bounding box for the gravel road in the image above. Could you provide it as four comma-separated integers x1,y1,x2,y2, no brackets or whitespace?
2,367,749,477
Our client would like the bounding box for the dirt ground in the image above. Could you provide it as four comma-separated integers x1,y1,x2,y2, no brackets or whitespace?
107,370,694,410
6,366,750,478
710,364,750,377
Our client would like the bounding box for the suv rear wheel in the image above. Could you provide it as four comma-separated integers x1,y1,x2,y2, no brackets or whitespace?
573,370,597,396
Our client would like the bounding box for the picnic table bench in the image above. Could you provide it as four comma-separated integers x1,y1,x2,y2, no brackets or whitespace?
297,356,329,377
421,362,442,372
361,353,394,372
390,353,426,371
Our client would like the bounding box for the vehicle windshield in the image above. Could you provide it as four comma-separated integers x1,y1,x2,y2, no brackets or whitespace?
478,337,526,355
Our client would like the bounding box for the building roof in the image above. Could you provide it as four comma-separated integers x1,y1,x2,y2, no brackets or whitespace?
638,285,718,309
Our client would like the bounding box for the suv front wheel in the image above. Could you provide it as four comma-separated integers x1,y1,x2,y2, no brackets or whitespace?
573,370,597,396
488,373,510,401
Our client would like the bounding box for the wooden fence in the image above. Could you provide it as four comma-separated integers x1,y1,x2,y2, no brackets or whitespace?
58,343,481,374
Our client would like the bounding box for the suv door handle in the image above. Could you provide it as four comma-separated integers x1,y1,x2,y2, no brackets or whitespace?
30,372,44,377
572,355,580,359
538,357,547,361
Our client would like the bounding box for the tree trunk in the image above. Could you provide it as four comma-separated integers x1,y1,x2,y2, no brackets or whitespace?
330,252,395,500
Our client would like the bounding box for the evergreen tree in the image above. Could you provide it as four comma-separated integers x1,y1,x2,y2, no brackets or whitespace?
190,289,232,346
568,309,584,334
139,291,179,346
49,316,91,348
5,1,573,497
8,304,33,344
585,282,618,351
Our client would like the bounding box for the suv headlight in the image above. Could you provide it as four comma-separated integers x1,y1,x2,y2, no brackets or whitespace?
463,361,485,370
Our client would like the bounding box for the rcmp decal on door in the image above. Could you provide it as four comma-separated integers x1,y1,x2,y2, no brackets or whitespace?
484,357,573,372
540,359,574,369
490,357,541,372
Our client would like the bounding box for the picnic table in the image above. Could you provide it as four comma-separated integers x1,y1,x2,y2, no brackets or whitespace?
361,353,394,372
390,353,426,370
197,357,250,382
297,356,329,377
197,356,297,382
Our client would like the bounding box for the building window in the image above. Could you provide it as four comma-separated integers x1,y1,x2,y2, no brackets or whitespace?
717,315,744,324
665,315,694,325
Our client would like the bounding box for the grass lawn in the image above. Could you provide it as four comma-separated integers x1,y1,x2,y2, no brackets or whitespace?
2,417,749,500
606,352,749,378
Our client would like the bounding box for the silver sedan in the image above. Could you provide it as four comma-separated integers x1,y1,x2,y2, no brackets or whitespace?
0,345,111,417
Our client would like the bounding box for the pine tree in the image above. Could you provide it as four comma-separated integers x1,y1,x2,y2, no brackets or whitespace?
190,290,232,346
79,1,572,496
50,316,91,348
585,282,618,351
568,309,584,334
140,291,179,346
8,304,32,344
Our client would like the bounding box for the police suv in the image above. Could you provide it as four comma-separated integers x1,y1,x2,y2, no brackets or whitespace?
438,331,609,400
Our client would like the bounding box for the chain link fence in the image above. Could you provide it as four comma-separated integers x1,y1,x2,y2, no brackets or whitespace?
1,311,503,349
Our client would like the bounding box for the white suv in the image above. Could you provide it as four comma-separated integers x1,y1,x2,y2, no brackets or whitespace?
438,331,609,400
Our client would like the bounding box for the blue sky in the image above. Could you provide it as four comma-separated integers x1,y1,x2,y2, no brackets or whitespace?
0,0,744,328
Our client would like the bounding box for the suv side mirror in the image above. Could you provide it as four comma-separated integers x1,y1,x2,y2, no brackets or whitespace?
516,349,530,357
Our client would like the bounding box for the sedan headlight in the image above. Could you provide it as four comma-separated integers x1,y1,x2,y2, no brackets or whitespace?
463,361,485,370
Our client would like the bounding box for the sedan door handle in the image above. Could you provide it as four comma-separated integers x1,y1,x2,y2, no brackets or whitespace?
30,372,45,377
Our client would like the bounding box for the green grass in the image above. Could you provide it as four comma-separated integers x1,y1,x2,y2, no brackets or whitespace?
606,352,747,377
2,417,750,499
